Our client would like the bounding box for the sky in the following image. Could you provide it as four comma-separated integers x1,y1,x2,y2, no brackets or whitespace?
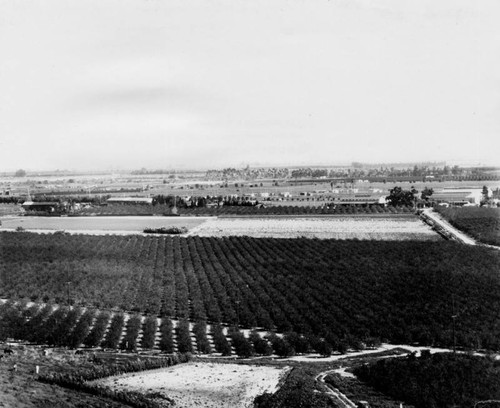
0,0,499,171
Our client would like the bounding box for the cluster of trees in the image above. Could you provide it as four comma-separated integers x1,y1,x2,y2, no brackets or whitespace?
205,166,289,181
291,168,329,178
2,233,500,351
354,352,500,408
436,206,500,246
386,186,418,207
203,164,500,182
0,196,22,204
385,186,435,207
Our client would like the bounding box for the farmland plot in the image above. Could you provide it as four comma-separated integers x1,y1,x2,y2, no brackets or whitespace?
188,216,440,240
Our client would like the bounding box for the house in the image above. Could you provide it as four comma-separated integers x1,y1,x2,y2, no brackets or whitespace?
22,201,66,213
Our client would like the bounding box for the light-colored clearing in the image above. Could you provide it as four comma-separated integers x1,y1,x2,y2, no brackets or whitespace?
188,216,439,240
94,362,290,408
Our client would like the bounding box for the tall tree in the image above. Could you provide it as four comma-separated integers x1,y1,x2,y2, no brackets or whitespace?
387,186,418,207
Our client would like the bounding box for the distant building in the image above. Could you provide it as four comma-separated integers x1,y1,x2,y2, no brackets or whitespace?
21,201,65,213
432,188,493,206
107,197,153,205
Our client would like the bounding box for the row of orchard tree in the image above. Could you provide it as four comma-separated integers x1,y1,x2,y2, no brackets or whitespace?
0,300,351,357
2,233,500,351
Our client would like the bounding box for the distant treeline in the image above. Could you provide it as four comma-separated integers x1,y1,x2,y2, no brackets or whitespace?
205,165,500,181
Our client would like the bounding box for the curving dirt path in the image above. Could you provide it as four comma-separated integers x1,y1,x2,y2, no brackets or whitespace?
316,370,357,408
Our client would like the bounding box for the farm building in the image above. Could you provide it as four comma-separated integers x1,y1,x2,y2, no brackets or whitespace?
107,197,153,205
432,188,492,206
21,201,66,213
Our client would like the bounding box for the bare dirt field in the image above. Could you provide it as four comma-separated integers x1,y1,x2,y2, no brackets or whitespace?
95,362,291,408
188,216,440,240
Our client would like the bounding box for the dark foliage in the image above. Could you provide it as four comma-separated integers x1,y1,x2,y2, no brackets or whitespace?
2,233,500,350
435,206,500,246
68,308,95,348
249,330,273,356
175,319,192,353
193,320,211,354
254,367,335,408
266,333,295,357
211,322,231,355
120,315,142,351
158,318,174,353
355,352,500,408
84,311,110,348
228,327,253,357
386,186,418,207
140,315,158,349
102,313,124,349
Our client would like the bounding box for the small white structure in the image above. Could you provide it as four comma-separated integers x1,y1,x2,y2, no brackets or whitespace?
107,197,153,205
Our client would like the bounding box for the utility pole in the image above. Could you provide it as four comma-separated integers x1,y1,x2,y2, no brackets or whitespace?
452,295,457,354
66,268,71,308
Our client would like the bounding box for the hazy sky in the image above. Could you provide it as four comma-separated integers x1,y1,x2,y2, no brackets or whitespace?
1,0,499,171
